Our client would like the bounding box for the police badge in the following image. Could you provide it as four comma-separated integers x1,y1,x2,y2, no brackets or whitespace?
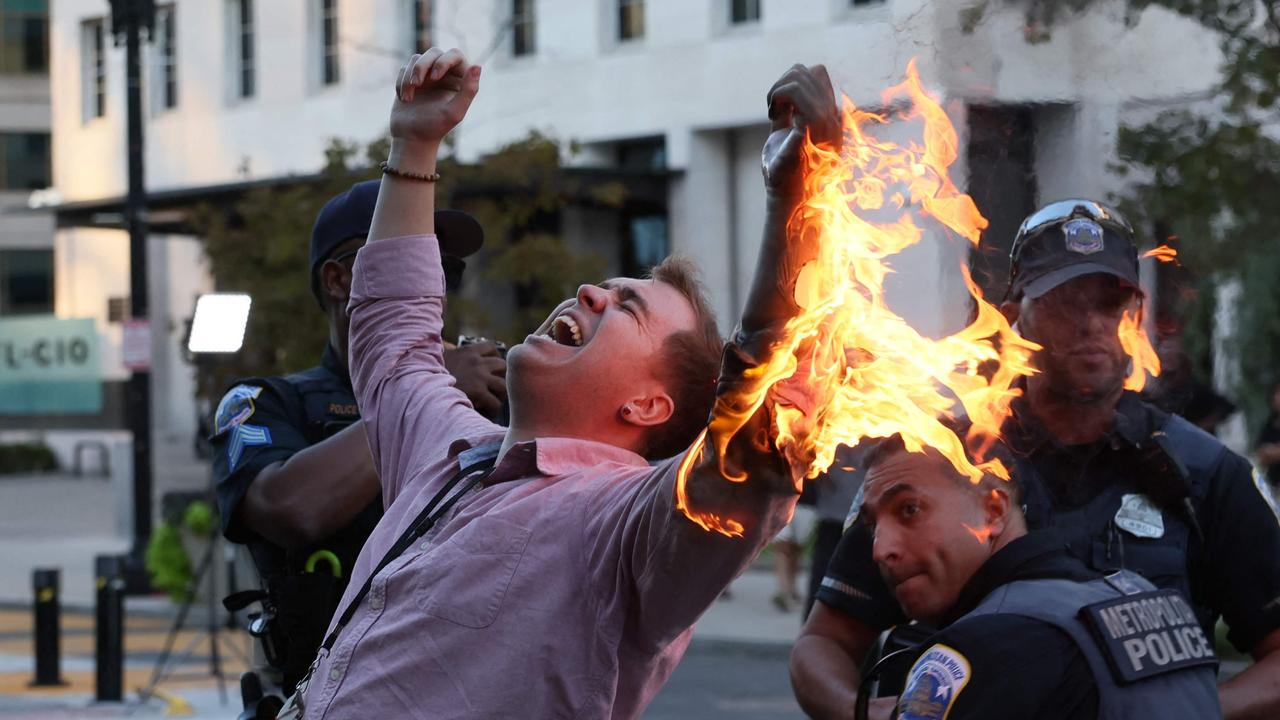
1063,217,1105,255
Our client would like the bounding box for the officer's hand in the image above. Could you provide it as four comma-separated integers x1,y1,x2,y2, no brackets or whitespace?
443,343,507,420
392,48,481,146
762,64,841,198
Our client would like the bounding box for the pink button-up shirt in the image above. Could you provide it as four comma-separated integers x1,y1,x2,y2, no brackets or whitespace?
299,235,796,719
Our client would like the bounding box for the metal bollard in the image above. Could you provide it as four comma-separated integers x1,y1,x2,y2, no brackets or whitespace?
30,568,66,686
94,555,126,702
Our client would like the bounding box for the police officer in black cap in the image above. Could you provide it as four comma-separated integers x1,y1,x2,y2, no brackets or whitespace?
212,179,505,697
791,199,1280,720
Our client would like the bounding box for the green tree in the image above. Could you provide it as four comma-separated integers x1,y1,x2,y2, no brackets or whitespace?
965,0,1280,430
191,133,612,399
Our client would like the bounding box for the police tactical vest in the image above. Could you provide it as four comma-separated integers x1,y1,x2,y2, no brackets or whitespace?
1024,411,1224,633
966,569,1222,720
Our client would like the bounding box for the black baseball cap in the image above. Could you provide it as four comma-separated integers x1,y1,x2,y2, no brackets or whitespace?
1005,199,1141,301
309,179,484,303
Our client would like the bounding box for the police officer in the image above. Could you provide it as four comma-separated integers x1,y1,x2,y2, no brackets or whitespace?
212,179,504,696
855,433,1220,720
791,200,1280,719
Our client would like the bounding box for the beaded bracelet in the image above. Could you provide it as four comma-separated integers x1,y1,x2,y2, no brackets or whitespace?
379,160,441,182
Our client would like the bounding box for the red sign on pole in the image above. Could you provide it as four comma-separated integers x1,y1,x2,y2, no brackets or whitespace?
122,318,151,371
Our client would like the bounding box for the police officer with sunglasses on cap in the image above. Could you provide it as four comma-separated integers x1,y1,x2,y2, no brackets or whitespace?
211,180,506,707
791,200,1280,720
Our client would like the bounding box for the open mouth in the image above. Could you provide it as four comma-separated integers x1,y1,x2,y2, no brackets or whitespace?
547,314,584,348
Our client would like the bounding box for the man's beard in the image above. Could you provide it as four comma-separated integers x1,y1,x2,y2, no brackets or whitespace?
1042,351,1127,405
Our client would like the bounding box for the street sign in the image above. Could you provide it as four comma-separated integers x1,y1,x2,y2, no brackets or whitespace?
122,319,151,371
0,316,102,414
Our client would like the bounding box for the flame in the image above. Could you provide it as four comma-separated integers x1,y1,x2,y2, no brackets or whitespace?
1142,245,1178,264
675,60,1042,536
963,523,993,544
1119,307,1161,391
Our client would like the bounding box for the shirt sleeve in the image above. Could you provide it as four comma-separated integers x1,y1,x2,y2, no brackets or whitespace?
896,616,1097,720
346,235,501,506
211,381,310,543
1199,448,1280,652
581,455,797,650
814,519,906,630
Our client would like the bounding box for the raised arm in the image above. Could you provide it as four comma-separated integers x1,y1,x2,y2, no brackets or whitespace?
347,49,496,503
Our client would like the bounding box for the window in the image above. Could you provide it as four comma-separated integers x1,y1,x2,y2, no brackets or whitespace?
851,0,885,6
153,5,177,110
81,19,106,120
0,132,50,190
730,0,760,24
617,0,643,41
231,0,254,98
409,0,431,53
512,0,534,57
0,250,53,315
0,0,48,73
616,137,665,171
320,0,339,85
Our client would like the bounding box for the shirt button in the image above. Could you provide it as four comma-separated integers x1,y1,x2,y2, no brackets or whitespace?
329,667,343,681
419,541,430,551
369,594,383,610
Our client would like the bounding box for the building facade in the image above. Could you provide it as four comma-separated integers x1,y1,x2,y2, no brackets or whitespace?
43,0,1233,485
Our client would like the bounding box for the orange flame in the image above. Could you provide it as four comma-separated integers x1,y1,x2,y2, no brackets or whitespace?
1119,307,1161,391
675,60,1041,536
1142,245,1178,264
963,523,993,544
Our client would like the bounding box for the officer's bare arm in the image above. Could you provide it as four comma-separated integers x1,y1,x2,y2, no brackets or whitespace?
1218,627,1280,720
238,420,379,550
790,604,895,720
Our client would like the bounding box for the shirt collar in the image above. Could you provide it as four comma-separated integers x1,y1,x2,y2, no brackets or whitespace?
941,530,1074,625
483,436,649,484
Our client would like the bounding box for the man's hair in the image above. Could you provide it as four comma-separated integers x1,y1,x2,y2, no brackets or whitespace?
643,256,724,460
861,420,1022,505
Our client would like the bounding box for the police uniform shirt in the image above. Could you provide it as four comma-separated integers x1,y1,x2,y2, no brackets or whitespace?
211,344,377,580
817,391,1280,656
894,532,1100,720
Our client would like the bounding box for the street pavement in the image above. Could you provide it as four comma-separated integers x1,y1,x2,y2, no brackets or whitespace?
0,472,808,718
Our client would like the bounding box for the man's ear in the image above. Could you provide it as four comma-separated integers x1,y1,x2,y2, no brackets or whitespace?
983,487,1014,539
320,260,351,309
619,390,675,429
999,300,1020,328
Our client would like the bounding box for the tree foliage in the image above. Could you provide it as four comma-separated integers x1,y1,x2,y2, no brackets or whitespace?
969,0,1280,430
191,133,610,399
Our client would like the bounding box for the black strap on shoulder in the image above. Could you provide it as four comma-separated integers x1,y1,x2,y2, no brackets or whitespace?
317,454,499,653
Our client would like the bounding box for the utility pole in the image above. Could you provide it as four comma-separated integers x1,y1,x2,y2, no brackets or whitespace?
109,0,155,590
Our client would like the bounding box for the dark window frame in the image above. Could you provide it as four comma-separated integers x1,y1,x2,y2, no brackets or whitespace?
512,0,534,57
412,0,431,53
320,0,339,86
237,0,255,98
84,18,106,119
730,0,760,24
0,132,51,191
155,5,177,110
617,0,643,41
0,249,54,316
0,0,49,74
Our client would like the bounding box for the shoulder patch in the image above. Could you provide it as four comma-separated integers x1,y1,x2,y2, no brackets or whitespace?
215,385,264,436
226,424,273,471
898,643,971,720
